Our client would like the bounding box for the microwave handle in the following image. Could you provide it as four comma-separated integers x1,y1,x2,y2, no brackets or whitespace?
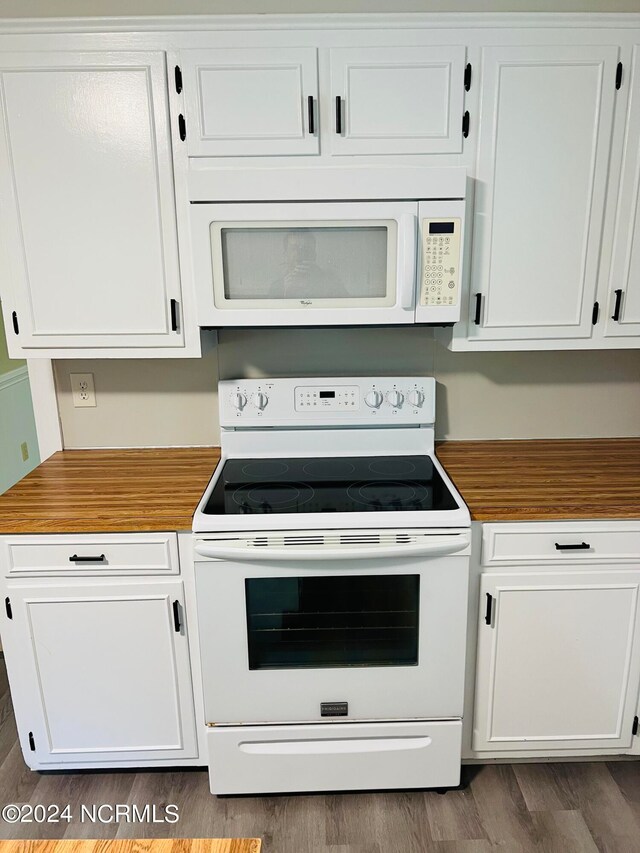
399,214,417,310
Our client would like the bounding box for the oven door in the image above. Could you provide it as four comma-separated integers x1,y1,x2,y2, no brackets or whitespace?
190,201,417,327
194,535,469,724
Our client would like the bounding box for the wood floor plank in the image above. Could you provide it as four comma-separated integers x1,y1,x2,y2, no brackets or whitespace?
529,810,599,853
324,791,431,851
468,765,541,848
512,764,577,812
422,788,488,843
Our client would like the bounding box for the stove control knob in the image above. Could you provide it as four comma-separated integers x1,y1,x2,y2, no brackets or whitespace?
364,390,383,409
386,390,404,409
407,389,425,408
252,391,269,410
231,392,247,411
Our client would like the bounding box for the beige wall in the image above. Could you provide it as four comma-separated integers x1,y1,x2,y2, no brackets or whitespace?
53,330,640,447
2,0,640,16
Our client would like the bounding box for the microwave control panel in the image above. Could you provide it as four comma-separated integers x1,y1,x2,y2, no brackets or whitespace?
420,218,461,308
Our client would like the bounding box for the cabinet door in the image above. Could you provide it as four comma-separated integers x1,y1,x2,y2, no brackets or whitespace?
0,51,184,352
604,45,640,339
329,46,466,156
473,570,640,753
468,45,619,342
3,578,197,765
180,48,319,157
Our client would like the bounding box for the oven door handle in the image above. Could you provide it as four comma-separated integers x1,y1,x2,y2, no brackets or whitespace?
194,534,470,562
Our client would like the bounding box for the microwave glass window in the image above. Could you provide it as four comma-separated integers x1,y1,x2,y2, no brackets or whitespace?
245,574,419,670
218,226,389,301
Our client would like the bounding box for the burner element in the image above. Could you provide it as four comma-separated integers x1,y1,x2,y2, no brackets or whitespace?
347,481,429,508
369,459,417,477
241,461,290,478
302,459,356,478
232,482,315,511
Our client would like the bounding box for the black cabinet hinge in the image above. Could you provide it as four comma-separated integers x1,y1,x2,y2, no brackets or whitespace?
464,63,472,91
11,311,19,335
462,111,470,138
633,715,639,736
4,597,12,620
28,731,35,751
616,62,623,90
174,65,183,94
178,114,186,141
592,301,599,325
170,298,180,332
485,592,494,626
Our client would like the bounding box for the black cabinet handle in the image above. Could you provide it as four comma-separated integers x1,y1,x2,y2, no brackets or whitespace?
554,542,590,551
5,598,12,620
307,95,315,135
335,95,343,135
170,298,179,332
485,593,493,625
11,311,19,335
178,114,186,141
69,554,105,563
474,293,482,325
612,289,623,321
462,110,470,138
174,65,183,94
173,600,182,633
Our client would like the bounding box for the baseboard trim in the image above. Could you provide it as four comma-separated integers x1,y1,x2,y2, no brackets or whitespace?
0,365,28,392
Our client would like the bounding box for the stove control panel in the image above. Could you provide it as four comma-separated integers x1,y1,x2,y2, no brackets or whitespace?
220,377,436,428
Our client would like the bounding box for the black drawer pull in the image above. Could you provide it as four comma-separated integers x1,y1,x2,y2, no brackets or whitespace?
335,95,343,135
173,600,182,633
307,95,315,135
612,289,623,321
485,592,493,625
473,293,482,325
69,554,106,563
554,542,590,551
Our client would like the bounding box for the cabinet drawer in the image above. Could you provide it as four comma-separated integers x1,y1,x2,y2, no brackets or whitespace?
1,533,179,577
482,523,640,566
207,720,462,795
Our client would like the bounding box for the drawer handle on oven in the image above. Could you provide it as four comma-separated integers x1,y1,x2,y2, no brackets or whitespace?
195,535,470,561
554,542,591,551
240,735,432,756
69,554,106,563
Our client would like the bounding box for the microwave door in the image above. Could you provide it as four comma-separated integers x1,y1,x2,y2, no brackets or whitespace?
190,201,418,327
415,199,466,325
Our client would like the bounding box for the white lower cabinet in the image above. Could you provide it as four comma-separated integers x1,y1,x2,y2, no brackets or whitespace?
473,566,640,754
3,577,198,768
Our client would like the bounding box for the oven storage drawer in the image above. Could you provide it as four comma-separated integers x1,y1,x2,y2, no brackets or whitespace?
207,720,462,795
1,533,179,577
481,523,640,566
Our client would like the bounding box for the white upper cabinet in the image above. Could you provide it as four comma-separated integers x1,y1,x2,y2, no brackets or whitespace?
467,45,619,343
180,48,319,157
328,46,467,156
474,569,640,754
604,45,640,339
0,51,187,355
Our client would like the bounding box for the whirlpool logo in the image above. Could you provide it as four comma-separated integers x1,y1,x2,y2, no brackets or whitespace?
300,300,313,306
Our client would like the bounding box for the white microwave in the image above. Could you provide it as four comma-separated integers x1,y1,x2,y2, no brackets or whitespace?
190,183,466,328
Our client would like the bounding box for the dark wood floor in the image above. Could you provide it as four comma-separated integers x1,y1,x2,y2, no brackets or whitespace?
0,662,639,852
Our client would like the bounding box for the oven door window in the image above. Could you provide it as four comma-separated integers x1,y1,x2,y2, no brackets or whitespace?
212,221,396,307
245,575,419,670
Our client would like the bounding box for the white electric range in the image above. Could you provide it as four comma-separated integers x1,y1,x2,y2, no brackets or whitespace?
193,377,471,796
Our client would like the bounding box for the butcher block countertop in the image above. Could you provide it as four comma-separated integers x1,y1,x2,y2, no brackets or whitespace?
0,439,639,534
0,841,261,853
0,447,221,534
436,438,640,521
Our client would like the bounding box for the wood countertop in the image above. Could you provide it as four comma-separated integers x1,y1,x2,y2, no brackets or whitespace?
0,439,638,534
0,448,221,534
0,841,260,853
436,438,640,521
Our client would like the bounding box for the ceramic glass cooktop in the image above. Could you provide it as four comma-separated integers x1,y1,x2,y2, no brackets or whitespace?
202,455,460,515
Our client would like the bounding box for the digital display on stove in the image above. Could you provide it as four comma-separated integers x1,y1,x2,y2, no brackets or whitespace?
202,455,460,516
319,391,335,399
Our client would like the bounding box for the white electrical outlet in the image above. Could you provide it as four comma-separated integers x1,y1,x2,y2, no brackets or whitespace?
70,373,96,408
